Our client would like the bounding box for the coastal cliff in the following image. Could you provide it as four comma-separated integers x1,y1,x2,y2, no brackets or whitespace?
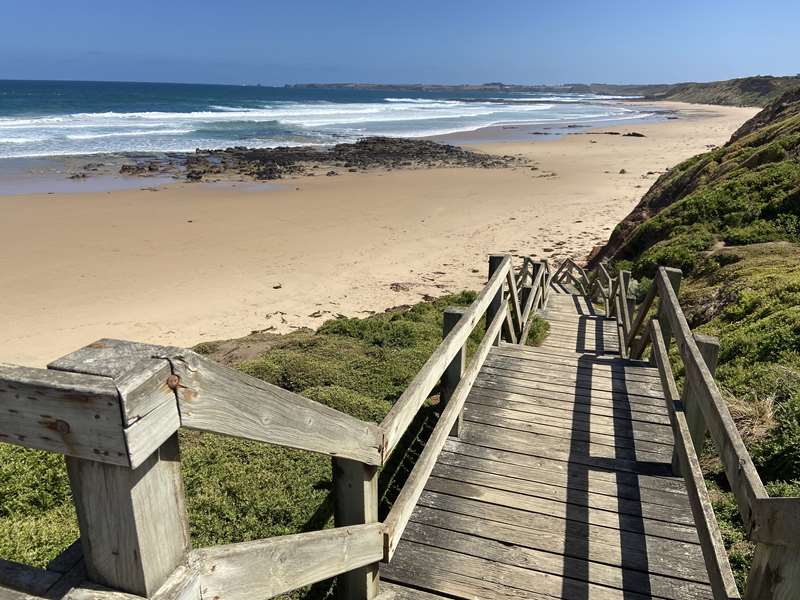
289,75,800,107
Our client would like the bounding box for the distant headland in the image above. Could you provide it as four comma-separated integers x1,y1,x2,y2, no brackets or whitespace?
286,75,800,107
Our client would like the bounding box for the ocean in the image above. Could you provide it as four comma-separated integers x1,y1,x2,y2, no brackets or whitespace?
0,80,653,158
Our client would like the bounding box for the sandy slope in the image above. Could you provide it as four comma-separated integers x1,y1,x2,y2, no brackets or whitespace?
0,102,757,366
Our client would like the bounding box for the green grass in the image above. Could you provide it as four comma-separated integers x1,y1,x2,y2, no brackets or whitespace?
0,290,482,599
604,88,800,591
524,315,550,346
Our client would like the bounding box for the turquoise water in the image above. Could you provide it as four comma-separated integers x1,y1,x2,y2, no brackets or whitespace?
0,80,651,158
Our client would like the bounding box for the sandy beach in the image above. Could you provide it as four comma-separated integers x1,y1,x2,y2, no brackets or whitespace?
0,102,757,366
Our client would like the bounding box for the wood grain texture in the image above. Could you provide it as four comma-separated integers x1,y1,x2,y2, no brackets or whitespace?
745,543,800,600
0,363,128,466
168,349,383,465
66,433,190,597
49,339,179,427
193,524,383,600
751,496,800,547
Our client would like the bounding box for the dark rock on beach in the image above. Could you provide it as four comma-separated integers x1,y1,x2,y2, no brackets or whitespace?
114,136,528,183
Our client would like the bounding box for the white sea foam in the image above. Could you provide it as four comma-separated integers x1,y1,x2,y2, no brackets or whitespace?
0,95,653,158
65,129,192,140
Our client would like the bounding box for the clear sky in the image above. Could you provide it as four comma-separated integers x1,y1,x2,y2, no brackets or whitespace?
2,0,798,86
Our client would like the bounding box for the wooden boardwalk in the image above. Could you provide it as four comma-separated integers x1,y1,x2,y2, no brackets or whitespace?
6,256,796,600
382,285,713,599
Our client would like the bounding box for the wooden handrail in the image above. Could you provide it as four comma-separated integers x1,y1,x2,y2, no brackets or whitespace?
654,268,768,530
382,297,509,560
192,524,384,600
604,264,800,597
649,320,741,600
379,256,511,459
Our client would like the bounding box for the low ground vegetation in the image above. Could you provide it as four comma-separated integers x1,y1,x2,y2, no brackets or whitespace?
600,88,800,590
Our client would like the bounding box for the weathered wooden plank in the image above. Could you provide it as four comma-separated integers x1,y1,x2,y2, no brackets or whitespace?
650,322,740,600
380,256,511,458
445,439,686,496
146,565,200,600
674,333,719,475
440,307,466,437
165,349,382,465
656,268,767,530
193,524,383,600
483,358,664,392
424,476,698,543
468,385,672,425
471,381,670,425
66,433,191,597
0,559,61,596
402,518,712,599
412,495,708,583
745,543,800,600
476,369,666,406
382,298,507,561
0,363,129,466
436,448,689,511
124,397,181,469
490,348,661,382
454,424,676,484
430,462,693,526
627,279,658,349
467,388,672,431
389,538,653,600
505,269,524,339
614,295,628,359
383,544,541,599
463,401,674,445
751,496,800,547
462,406,674,457
374,582,454,600
443,438,687,494
460,420,669,464
469,383,667,429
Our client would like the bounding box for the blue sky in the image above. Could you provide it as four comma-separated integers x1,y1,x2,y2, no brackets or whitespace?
2,0,798,85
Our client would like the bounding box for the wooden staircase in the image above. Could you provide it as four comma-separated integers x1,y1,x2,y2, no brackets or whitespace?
382,282,714,599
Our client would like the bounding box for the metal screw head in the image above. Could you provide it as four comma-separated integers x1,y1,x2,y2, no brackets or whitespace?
166,374,181,390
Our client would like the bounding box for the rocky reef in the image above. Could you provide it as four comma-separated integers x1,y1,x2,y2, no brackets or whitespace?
114,137,527,182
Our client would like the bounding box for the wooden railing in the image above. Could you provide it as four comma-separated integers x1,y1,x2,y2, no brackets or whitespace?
0,254,547,600
565,261,800,600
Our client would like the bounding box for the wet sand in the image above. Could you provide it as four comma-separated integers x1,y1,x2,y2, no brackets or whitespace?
0,102,757,366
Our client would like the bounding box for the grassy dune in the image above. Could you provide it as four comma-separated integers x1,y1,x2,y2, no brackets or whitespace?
599,87,800,589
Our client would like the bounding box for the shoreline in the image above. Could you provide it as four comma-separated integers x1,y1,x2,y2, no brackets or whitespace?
0,102,672,194
0,102,758,366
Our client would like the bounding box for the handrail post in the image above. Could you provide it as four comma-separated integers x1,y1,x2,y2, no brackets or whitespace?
65,435,191,597
487,255,506,345
672,333,720,476
650,267,682,364
333,458,380,599
47,343,191,598
442,307,467,437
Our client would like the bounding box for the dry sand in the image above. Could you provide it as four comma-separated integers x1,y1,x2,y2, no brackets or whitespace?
0,102,758,366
